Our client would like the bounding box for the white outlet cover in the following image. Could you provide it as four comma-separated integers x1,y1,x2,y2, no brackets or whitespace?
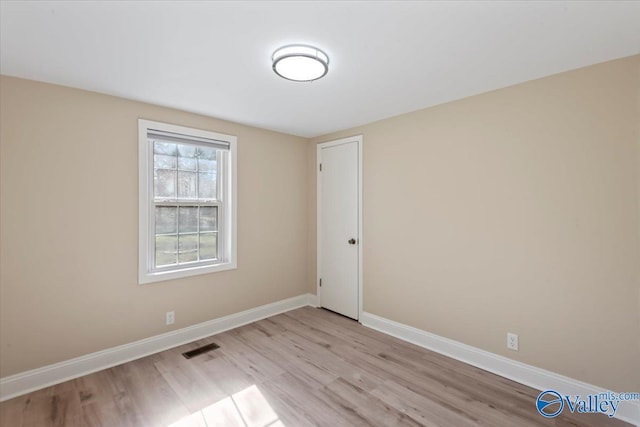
507,332,519,351
166,311,175,325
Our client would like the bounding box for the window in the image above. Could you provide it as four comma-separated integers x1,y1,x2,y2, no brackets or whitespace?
138,119,237,284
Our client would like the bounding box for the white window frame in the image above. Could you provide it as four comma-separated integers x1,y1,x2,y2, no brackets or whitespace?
138,119,237,284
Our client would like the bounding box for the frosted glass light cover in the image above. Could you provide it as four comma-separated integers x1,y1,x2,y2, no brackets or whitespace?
272,44,329,82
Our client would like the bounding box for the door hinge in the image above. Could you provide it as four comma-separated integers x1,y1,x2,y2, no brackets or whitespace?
319,278,322,287
319,163,322,172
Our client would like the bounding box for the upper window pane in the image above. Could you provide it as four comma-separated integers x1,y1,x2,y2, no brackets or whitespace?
178,144,197,170
154,154,177,169
154,169,176,199
178,171,197,199
154,142,177,156
198,147,217,171
198,158,216,172
198,172,216,199
153,140,220,202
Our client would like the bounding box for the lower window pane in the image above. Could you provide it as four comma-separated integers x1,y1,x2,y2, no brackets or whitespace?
156,207,177,234
200,206,217,231
200,233,217,260
179,207,198,233
155,235,177,267
178,234,198,263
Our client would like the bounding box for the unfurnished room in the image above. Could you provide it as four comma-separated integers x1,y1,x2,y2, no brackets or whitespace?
0,1,639,426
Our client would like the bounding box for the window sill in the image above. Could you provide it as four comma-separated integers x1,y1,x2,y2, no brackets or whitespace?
139,261,237,285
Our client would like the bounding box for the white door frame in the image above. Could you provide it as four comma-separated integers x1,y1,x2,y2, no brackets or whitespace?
317,135,363,321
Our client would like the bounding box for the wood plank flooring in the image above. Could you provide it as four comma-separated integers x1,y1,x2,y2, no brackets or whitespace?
0,307,631,426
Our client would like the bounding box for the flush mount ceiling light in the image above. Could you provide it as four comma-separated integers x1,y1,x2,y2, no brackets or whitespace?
272,44,329,82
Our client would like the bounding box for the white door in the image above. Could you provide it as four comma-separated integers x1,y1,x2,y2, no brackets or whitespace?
318,137,361,320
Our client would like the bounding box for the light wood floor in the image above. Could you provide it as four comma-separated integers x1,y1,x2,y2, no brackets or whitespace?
0,307,630,427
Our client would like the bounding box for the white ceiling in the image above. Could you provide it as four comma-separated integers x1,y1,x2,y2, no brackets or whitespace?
1,1,639,138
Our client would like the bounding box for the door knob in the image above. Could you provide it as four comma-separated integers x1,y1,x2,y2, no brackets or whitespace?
348,238,357,245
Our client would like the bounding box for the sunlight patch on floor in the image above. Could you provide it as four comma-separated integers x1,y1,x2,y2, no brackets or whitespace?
168,384,283,427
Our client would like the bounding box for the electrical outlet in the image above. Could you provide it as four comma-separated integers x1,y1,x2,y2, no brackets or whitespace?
507,332,519,351
166,311,175,325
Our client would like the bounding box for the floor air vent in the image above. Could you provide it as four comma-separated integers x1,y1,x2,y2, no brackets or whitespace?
182,343,220,359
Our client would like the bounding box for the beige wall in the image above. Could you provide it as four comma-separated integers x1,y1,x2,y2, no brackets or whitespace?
0,76,309,377
310,55,640,392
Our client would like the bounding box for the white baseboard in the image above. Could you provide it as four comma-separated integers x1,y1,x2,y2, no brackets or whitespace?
0,293,317,402
305,292,319,307
360,312,640,426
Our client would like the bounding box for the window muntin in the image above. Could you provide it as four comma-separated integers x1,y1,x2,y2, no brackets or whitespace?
139,120,236,284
